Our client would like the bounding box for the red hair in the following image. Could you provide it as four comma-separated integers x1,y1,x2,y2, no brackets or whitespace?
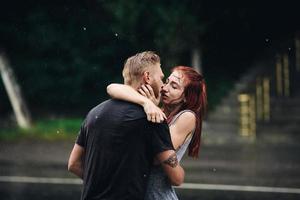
166,66,207,158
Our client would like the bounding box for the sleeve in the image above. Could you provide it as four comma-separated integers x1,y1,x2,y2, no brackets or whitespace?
151,122,175,156
75,119,87,148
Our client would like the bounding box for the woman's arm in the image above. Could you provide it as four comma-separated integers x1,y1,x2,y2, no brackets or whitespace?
107,83,166,123
107,83,149,106
169,112,196,150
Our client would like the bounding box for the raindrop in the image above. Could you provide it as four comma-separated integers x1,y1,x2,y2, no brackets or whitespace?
265,38,270,42
288,47,292,51
115,33,118,37
95,116,98,119
83,27,87,31
212,168,217,172
56,130,60,134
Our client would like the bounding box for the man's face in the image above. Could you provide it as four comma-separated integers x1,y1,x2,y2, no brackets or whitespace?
148,63,164,98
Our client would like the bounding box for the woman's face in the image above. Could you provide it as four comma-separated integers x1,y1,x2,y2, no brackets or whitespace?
161,70,186,105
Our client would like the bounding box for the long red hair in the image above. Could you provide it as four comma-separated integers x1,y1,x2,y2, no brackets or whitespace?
166,66,207,158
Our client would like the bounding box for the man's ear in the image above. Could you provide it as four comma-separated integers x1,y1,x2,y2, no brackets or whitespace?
143,71,151,84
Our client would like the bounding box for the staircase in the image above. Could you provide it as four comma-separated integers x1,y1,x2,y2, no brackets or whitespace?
181,59,300,189
258,95,300,143
201,63,263,145
201,60,300,145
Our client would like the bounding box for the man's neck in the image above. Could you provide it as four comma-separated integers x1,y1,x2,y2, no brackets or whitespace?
126,82,142,92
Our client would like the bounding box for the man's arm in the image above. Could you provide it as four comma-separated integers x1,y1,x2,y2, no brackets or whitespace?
156,150,185,186
68,144,84,179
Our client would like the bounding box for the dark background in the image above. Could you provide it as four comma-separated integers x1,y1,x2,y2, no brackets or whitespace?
0,0,299,118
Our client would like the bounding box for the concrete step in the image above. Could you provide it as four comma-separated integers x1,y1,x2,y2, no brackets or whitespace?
208,114,239,123
201,132,252,145
207,117,239,124
203,122,239,133
271,97,300,105
209,105,239,117
269,115,300,122
271,107,300,115
257,123,300,135
181,142,300,185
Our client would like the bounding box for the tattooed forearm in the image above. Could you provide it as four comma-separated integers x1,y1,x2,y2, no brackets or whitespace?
162,153,178,168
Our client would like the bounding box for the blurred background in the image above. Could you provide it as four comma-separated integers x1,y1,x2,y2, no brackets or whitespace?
0,0,300,199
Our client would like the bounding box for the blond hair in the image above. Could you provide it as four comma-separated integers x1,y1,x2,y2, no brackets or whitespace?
122,51,160,85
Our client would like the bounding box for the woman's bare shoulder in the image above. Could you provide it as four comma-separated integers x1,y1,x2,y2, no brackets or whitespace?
171,111,196,134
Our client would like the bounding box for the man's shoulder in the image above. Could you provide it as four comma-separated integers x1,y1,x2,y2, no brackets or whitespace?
87,99,146,120
89,99,141,110
107,99,144,111
114,100,146,120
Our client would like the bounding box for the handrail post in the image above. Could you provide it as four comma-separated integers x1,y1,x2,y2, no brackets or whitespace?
238,94,256,138
256,77,263,121
283,53,290,97
262,77,270,122
276,54,283,96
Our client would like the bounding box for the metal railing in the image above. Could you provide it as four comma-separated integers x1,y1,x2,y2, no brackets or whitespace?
238,32,300,138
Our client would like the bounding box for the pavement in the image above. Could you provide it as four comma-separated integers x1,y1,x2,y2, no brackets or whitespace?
0,135,300,186
0,136,300,200
0,139,75,178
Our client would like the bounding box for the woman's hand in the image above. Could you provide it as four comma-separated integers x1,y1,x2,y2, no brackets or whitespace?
138,84,160,106
107,83,165,122
142,99,166,123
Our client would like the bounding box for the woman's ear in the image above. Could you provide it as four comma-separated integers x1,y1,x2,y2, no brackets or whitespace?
143,71,151,84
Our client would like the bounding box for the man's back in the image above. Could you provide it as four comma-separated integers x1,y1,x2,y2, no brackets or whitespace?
76,99,173,200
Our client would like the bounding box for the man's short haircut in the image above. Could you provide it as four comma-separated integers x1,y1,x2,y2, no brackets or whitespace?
122,51,160,85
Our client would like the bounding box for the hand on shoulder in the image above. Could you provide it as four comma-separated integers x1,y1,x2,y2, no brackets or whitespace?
143,99,166,123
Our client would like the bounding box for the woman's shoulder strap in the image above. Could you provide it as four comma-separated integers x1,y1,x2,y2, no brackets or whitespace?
169,109,196,126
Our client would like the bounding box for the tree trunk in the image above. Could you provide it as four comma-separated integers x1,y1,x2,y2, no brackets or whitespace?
0,54,32,129
191,48,203,74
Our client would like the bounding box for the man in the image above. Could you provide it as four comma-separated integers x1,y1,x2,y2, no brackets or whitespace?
68,51,184,200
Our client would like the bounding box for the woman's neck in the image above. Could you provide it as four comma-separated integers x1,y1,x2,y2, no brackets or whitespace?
163,103,183,117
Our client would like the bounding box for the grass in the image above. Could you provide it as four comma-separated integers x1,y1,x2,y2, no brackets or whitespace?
0,118,83,141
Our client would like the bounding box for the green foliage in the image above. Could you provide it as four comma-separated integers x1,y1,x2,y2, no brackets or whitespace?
1,2,124,115
104,0,207,67
0,1,209,116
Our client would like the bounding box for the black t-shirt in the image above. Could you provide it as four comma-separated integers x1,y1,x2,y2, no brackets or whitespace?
76,99,174,200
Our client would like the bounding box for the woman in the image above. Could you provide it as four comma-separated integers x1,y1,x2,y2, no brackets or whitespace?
107,66,207,200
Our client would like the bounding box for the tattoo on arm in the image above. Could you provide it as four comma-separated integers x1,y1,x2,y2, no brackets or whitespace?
162,153,178,168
